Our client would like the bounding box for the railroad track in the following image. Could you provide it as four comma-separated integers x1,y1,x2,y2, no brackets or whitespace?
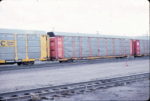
0,56,148,72
0,73,149,101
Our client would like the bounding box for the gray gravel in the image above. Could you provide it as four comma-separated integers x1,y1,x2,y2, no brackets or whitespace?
0,56,148,72
59,80,150,101
0,59,149,93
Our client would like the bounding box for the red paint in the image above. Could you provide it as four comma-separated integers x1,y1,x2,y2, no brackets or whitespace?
134,40,140,55
50,37,64,59
130,40,141,56
130,40,134,56
50,38,56,59
79,37,82,58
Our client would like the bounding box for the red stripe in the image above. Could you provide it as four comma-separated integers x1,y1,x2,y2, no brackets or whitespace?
55,37,58,59
80,37,82,58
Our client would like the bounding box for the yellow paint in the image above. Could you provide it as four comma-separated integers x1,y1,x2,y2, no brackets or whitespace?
14,34,18,60
0,40,15,47
47,36,50,58
40,35,47,60
58,58,69,61
39,58,47,61
72,58,78,60
22,59,35,62
87,57,103,59
0,60,5,63
74,55,127,60
40,35,50,60
59,55,128,61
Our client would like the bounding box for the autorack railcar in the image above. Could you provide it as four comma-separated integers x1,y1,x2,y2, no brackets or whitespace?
48,32,133,62
0,30,149,65
0,33,50,65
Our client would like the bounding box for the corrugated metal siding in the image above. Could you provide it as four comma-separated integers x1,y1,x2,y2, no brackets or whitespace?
52,32,131,39
61,36,131,59
91,38,98,56
0,34,15,60
74,37,80,58
63,36,73,58
139,40,149,55
17,34,26,59
99,38,106,56
0,33,42,61
28,34,41,59
0,28,46,35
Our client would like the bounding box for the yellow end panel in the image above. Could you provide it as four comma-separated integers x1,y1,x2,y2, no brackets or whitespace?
47,36,50,58
22,59,35,62
39,58,47,61
40,35,49,60
58,58,69,61
0,40,15,47
14,34,18,60
0,60,5,63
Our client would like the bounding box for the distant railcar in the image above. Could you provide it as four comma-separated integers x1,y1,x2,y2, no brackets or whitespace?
133,40,149,56
0,33,50,65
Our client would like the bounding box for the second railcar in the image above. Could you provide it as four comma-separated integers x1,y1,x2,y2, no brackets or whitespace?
48,32,132,62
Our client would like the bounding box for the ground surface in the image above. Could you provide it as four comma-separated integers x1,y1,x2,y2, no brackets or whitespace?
59,80,150,101
0,57,147,71
0,58,149,94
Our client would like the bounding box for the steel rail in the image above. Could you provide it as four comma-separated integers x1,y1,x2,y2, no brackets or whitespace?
0,73,149,101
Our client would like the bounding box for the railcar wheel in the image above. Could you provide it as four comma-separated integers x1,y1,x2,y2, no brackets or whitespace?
17,62,22,66
59,61,63,63
22,61,34,65
28,61,34,65
59,59,74,63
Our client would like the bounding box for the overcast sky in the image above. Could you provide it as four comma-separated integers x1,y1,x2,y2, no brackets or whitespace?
0,0,149,36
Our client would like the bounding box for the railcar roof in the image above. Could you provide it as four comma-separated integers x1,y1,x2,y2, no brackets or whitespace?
131,36,149,40
48,31,131,39
0,28,148,40
0,28,46,34
48,31,149,40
